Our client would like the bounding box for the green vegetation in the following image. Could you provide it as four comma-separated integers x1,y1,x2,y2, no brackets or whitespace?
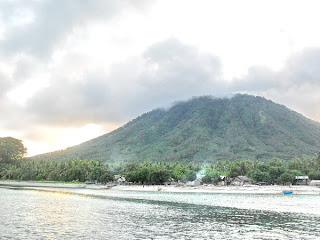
1,137,319,185
0,158,113,183
0,157,201,184
31,94,320,163
122,161,199,184
205,157,320,184
2,156,320,185
0,138,113,183
0,137,27,163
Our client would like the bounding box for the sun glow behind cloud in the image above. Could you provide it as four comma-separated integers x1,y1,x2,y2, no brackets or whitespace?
23,123,121,156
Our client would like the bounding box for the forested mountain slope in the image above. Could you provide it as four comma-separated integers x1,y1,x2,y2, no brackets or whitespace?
32,94,320,163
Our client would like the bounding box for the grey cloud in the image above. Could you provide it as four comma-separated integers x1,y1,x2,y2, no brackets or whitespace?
0,72,11,97
26,71,111,126
144,38,201,64
281,48,320,85
24,39,224,127
232,66,279,92
137,39,224,109
12,56,39,81
0,0,149,58
5,40,320,134
233,48,320,121
0,0,151,128
232,48,320,93
0,55,45,102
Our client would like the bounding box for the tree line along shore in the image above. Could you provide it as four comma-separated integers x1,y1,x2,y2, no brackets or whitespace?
1,137,320,185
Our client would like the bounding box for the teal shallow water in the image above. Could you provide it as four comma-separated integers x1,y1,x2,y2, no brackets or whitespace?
0,187,320,239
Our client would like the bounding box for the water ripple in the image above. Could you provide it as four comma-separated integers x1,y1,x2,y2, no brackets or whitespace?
1,187,320,239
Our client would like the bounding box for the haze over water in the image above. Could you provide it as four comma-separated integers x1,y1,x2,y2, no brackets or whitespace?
1,187,320,239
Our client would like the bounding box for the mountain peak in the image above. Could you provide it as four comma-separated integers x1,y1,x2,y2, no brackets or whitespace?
32,94,320,163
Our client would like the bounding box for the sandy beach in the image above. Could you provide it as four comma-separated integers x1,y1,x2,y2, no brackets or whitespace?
0,181,86,189
1,181,320,195
112,184,320,195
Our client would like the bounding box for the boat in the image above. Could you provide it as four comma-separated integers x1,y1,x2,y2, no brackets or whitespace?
282,190,293,194
76,185,87,189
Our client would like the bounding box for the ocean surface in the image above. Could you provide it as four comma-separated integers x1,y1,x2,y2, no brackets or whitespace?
1,186,320,239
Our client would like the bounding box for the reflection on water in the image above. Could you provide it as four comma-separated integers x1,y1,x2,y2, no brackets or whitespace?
0,187,320,239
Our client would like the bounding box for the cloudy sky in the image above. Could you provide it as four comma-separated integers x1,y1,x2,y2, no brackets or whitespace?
1,0,320,156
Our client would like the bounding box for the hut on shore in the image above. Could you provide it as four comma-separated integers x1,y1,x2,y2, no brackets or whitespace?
230,176,254,186
216,176,231,186
114,175,126,185
294,176,310,185
164,177,177,185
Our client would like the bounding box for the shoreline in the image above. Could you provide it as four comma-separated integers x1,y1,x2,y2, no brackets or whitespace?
1,181,320,195
112,184,320,195
0,181,86,189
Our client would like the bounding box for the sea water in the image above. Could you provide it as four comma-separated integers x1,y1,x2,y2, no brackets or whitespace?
0,187,320,239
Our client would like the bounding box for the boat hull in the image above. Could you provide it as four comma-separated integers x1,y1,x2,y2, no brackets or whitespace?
282,191,293,194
